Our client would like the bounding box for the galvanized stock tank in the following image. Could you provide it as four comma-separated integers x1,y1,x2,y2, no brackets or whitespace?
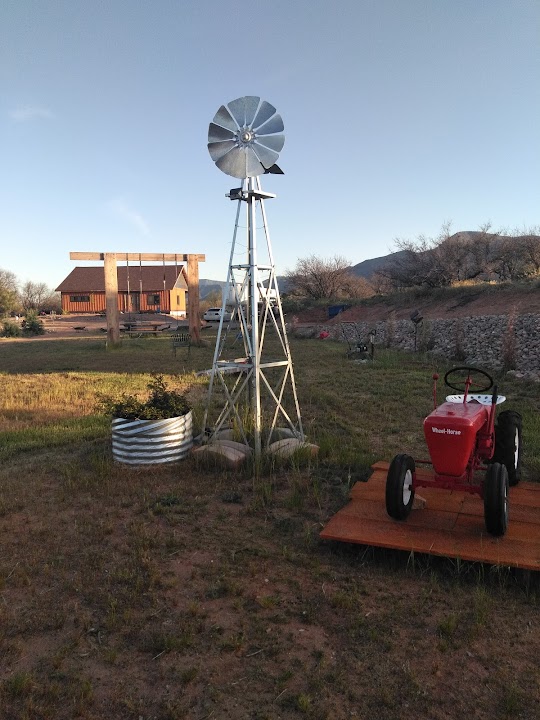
112,412,193,465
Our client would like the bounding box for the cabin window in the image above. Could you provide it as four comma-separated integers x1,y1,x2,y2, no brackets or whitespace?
70,295,90,303
176,294,180,305
147,294,160,306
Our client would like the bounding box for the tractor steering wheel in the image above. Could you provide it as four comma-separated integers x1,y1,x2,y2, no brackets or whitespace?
444,366,493,393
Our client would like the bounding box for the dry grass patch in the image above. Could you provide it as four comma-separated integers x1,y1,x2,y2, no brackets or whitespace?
0,336,539,718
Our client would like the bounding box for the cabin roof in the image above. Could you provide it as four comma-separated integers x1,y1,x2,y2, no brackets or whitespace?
56,266,188,292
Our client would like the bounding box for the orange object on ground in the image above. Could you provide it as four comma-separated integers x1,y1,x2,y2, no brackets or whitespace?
320,461,540,571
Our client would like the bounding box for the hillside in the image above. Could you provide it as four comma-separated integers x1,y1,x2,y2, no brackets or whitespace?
295,281,540,325
201,230,540,306
349,230,540,279
350,249,407,278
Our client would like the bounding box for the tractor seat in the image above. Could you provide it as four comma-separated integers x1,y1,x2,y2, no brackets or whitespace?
445,394,506,406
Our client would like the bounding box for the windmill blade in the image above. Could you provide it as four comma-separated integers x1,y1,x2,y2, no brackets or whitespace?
243,96,260,126
227,97,249,127
208,140,237,162
252,143,279,169
208,123,236,143
212,105,238,132
216,147,248,178
255,114,284,136
246,147,265,177
254,134,285,153
252,101,277,131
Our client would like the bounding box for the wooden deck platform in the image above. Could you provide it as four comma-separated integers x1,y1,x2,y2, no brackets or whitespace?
320,462,540,571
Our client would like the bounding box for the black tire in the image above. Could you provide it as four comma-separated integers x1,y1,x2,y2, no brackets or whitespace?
484,462,509,537
386,454,415,521
492,410,523,486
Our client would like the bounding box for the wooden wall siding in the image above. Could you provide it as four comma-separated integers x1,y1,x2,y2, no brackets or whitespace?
61,293,105,314
169,290,187,314
61,290,186,314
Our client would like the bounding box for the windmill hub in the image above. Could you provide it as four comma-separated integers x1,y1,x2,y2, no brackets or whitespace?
208,95,285,178
239,129,254,144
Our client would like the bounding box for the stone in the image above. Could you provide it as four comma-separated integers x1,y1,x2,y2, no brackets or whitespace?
266,438,319,459
192,444,248,468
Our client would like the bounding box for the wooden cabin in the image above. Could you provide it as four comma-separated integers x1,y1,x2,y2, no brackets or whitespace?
55,266,188,316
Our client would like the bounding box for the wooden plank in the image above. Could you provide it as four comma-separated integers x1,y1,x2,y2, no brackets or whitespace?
321,513,540,570
70,252,205,262
320,462,540,571
338,500,458,531
351,477,467,514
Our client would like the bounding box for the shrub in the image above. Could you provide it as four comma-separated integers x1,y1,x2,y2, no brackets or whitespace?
100,374,191,420
22,311,45,336
2,321,21,337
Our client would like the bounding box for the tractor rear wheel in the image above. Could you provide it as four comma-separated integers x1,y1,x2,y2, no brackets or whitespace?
386,454,415,521
484,462,509,536
492,410,522,486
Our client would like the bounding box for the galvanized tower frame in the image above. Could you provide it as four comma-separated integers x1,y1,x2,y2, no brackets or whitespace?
202,174,304,458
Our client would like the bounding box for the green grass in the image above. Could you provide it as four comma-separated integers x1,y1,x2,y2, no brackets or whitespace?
1,334,539,475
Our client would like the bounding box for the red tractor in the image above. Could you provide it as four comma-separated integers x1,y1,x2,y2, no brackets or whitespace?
386,367,522,536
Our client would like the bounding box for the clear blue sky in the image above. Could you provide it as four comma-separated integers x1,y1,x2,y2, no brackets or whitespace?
1,0,539,290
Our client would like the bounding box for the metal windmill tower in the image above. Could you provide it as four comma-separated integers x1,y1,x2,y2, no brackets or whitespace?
202,96,304,459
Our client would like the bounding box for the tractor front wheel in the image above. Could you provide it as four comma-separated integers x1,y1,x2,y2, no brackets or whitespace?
484,462,509,537
492,410,523,486
386,454,415,521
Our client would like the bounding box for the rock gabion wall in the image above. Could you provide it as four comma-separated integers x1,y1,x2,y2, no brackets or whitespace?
317,313,540,377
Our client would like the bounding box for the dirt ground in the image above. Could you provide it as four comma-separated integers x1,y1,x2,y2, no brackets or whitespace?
11,313,189,340
1,449,539,720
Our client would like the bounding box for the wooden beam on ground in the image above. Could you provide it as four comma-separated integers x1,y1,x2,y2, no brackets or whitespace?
103,253,121,345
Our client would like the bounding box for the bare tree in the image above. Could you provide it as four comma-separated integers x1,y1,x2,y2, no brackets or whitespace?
381,223,457,288
493,233,528,281
520,227,540,275
465,223,500,280
20,281,56,312
341,275,374,299
285,255,363,300
370,271,394,295
380,223,514,289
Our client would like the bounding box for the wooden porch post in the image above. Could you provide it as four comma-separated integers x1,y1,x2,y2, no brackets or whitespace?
187,253,201,345
104,253,121,345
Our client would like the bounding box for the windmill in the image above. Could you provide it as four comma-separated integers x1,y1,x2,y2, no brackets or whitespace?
202,96,304,459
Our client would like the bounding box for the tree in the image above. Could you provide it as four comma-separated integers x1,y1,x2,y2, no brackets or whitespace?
380,224,458,289
520,227,540,276
379,223,511,289
0,268,19,316
465,223,500,280
285,255,368,300
20,281,57,313
493,234,528,281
